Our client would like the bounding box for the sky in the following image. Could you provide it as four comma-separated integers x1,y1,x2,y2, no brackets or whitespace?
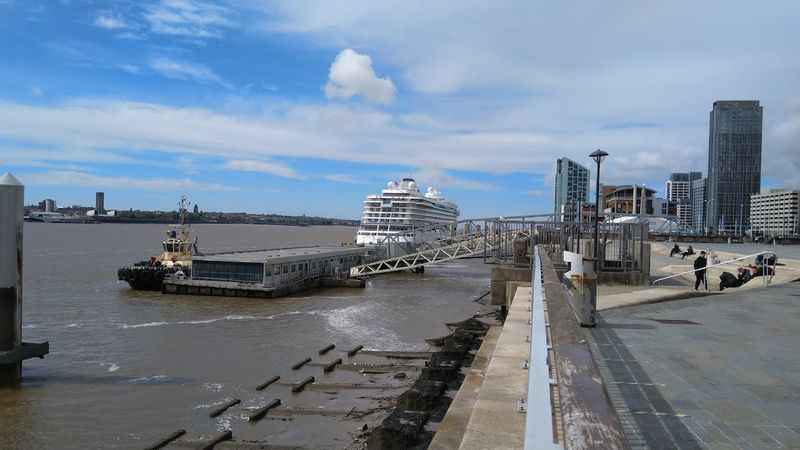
0,0,798,219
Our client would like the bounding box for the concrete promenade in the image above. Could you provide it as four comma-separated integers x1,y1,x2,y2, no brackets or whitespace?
597,243,800,311
591,283,800,449
433,242,800,449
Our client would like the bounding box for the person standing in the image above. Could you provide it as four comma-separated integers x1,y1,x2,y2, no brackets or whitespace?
694,251,708,290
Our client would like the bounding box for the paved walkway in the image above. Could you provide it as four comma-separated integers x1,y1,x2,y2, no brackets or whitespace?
590,283,800,450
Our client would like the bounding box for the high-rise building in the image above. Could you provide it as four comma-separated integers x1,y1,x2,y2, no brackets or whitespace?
665,172,702,228
706,100,763,234
96,192,105,215
553,157,590,222
691,177,707,234
750,189,799,238
37,198,56,212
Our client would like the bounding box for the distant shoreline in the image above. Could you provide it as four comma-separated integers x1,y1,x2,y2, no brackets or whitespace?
25,218,358,227
24,214,358,227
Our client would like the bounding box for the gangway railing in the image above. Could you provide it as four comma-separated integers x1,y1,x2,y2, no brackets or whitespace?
524,245,561,449
350,226,531,276
366,213,555,257
652,251,777,288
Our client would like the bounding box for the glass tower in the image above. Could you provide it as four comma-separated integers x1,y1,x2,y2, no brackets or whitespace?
706,101,762,234
553,157,590,222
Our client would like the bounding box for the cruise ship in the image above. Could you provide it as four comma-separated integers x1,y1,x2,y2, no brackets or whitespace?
356,178,459,246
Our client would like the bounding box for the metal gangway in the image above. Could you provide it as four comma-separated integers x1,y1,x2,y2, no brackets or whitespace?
350,216,554,277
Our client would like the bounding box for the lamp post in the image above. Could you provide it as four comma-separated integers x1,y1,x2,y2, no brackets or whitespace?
587,149,608,328
589,150,608,271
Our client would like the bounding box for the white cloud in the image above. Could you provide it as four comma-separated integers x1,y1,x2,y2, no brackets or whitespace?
324,49,396,104
527,190,545,197
150,57,231,88
409,167,497,192
94,13,129,30
0,96,796,194
224,159,303,180
117,64,141,74
144,0,235,39
324,174,363,184
19,170,236,192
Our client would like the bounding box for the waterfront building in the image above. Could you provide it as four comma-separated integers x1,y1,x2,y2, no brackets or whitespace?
180,246,368,297
665,172,702,229
750,189,799,238
579,203,597,224
553,157,590,222
356,178,459,246
602,185,656,216
706,100,763,234
691,178,708,234
38,198,56,212
96,192,105,215
656,197,673,218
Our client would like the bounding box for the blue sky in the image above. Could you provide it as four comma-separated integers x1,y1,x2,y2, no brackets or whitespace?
1,0,799,219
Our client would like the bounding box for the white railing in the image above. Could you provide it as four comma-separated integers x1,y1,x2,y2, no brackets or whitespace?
652,250,777,287
524,246,561,449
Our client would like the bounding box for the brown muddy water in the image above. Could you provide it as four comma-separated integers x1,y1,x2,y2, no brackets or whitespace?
0,223,489,449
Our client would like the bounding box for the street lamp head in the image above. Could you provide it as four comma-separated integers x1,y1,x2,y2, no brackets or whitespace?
589,149,609,165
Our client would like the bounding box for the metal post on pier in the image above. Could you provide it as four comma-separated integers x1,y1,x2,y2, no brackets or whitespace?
0,173,48,386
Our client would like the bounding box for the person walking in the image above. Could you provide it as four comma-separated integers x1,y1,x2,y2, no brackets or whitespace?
694,251,708,290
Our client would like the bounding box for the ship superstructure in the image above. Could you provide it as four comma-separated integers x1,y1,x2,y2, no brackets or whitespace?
356,178,459,246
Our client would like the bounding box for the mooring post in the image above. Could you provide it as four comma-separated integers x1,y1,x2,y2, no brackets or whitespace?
0,173,48,387
0,173,24,385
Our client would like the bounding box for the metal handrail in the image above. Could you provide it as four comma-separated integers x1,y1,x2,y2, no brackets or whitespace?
524,246,561,450
652,250,777,286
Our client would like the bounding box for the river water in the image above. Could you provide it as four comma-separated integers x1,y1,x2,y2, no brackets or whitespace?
0,223,489,449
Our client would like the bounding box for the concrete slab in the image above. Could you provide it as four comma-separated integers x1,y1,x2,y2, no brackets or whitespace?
598,287,721,310
590,283,800,449
458,287,531,449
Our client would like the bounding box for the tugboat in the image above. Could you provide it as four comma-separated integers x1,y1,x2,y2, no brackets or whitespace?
118,196,197,291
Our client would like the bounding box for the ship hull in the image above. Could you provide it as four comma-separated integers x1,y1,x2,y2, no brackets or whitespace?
118,266,187,291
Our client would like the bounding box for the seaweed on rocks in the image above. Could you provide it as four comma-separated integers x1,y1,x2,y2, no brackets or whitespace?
366,315,493,449
444,318,490,334
366,410,430,450
397,379,447,410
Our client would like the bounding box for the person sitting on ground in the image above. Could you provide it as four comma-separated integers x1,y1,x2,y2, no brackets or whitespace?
669,243,682,257
755,253,777,266
748,263,775,277
682,245,695,259
693,251,707,290
720,267,753,291
719,271,739,291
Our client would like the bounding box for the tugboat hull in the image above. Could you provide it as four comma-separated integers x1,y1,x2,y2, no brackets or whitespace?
118,265,187,291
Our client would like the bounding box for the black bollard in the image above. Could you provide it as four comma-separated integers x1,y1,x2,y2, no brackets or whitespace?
209,398,241,418
247,399,282,422
255,375,280,391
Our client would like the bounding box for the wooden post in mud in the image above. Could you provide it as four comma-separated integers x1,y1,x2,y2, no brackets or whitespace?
0,173,24,386
0,173,48,386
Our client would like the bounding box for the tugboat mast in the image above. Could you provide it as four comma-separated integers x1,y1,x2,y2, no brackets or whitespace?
178,195,190,225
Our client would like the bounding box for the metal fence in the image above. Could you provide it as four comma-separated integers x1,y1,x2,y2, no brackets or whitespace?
485,220,648,273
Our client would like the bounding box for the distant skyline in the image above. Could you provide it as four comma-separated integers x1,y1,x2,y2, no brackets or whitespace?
1,1,799,219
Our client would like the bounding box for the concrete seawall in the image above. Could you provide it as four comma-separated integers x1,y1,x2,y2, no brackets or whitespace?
431,250,627,449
